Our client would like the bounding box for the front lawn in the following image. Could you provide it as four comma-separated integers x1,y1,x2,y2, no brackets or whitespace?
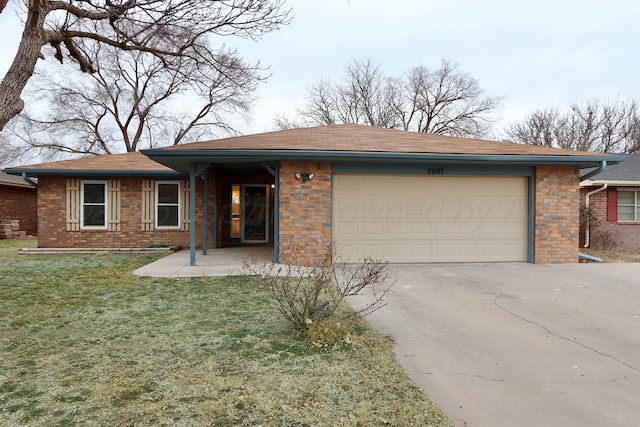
0,239,450,426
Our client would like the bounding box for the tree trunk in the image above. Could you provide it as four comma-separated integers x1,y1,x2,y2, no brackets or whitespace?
0,1,48,131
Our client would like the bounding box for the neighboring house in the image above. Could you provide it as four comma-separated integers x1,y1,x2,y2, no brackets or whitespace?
580,152,640,250
4,124,623,264
0,171,37,236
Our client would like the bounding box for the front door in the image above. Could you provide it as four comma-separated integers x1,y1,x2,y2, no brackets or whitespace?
235,184,269,243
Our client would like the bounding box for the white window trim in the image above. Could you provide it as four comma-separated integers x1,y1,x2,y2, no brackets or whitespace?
155,180,181,229
80,180,108,230
618,190,640,222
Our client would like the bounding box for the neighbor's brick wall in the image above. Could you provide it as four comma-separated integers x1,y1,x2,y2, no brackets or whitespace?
581,186,640,249
534,166,580,263
278,161,332,264
37,176,206,248
0,185,37,235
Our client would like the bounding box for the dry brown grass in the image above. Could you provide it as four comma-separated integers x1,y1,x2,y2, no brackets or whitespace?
0,239,451,426
581,248,640,263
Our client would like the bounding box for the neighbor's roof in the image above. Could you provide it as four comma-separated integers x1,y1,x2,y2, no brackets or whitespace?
4,151,179,177
0,171,36,188
580,152,640,186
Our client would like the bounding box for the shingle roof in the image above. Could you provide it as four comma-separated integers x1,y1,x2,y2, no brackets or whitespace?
0,171,35,188
4,151,177,177
4,125,623,177
582,152,640,181
155,124,608,156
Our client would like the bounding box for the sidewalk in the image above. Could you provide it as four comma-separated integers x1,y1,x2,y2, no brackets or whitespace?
133,246,273,278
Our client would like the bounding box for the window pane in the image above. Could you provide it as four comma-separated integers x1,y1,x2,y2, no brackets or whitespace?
157,206,179,227
618,206,635,221
84,205,105,226
618,191,635,205
158,184,179,204
84,183,105,203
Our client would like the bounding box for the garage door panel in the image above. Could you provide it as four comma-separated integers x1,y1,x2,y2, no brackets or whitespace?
333,175,527,263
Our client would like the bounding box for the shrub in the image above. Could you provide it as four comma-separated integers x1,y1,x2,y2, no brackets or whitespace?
591,230,623,250
242,243,395,339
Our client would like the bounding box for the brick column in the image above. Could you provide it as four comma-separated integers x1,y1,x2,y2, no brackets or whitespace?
534,166,579,263
278,161,332,264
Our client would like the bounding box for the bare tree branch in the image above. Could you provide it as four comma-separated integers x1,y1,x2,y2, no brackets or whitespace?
296,58,501,138
4,27,262,159
0,0,291,131
505,98,640,153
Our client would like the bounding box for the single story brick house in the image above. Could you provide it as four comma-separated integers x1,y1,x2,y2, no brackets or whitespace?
0,171,37,236
580,152,640,249
4,124,623,264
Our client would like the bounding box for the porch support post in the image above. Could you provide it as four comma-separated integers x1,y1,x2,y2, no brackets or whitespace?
189,162,197,266
274,163,280,263
212,175,218,249
202,173,209,255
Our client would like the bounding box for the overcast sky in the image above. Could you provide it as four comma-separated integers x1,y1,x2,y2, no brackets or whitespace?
2,0,640,139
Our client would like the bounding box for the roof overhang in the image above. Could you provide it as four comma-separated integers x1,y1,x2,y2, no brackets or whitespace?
580,179,640,187
3,168,182,178
142,149,624,175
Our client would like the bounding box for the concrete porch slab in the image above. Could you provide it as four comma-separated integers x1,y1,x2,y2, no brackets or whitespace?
133,246,273,278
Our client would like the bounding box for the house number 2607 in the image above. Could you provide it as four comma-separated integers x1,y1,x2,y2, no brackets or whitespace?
426,168,445,175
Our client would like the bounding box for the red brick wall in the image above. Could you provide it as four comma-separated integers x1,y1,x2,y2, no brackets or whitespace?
534,167,580,263
278,161,332,264
581,186,640,249
0,184,37,235
36,176,206,248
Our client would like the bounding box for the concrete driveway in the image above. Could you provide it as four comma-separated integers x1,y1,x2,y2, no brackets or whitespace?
351,263,640,427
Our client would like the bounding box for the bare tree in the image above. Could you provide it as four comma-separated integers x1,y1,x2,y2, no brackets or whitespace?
0,0,291,132
298,59,398,129
293,58,501,138
506,99,640,153
401,60,502,136
4,27,262,157
272,113,307,130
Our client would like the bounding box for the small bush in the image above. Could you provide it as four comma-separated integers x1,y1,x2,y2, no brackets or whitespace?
591,230,623,250
243,243,395,341
306,318,352,348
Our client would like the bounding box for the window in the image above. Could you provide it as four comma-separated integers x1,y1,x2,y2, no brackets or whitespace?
156,181,180,228
81,181,107,228
618,190,640,222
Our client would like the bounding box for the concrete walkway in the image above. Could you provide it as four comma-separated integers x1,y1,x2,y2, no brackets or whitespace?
133,246,273,277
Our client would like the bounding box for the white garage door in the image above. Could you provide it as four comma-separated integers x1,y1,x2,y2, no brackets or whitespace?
333,174,527,263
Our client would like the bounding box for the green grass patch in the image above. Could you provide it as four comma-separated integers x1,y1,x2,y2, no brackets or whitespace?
0,238,450,426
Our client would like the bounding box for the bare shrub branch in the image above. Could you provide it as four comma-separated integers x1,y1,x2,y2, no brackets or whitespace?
242,243,395,335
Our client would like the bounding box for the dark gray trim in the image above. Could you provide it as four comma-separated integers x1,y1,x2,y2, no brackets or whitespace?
202,174,209,255
189,163,197,266
22,172,38,188
143,148,623,167
527,177,535,263
580,160,607,181
333,162,534,176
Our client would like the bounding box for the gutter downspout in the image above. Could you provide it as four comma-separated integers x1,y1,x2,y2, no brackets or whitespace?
22,172,38,188
583,183,607,248
580,160,606,181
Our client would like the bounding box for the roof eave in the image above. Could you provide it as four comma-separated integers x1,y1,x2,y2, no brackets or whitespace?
580,179,640,187
3,168,182,178
143,149,623,168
